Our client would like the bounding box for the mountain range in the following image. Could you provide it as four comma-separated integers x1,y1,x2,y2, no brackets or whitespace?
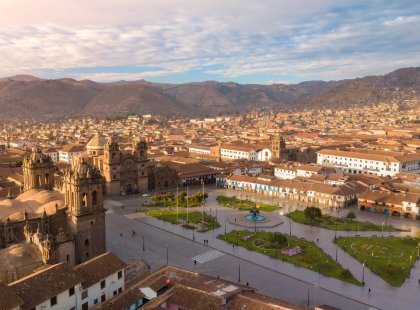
0,67,419,120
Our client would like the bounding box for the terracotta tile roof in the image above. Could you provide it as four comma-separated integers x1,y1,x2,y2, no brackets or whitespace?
317,149,420,163
59,144,85,153
10,263,83,310
166,285,225,310
92,286,144,310
358,190,420,204
74,252,126,289
227,290,305,309
0,281,24,310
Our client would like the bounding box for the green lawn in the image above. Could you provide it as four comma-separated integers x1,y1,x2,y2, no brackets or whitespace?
217,195,279,212
142,209,220,232
145,199,202,208
218,231,362,286
287,211,404,232
337,236,419,287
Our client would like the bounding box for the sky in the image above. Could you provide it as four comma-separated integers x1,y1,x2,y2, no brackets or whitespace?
0,0,419,84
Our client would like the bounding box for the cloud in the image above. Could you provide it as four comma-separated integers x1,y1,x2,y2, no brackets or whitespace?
0,1,419,82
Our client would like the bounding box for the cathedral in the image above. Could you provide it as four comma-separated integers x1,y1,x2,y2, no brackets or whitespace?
0,147,107,283
85,133,149,195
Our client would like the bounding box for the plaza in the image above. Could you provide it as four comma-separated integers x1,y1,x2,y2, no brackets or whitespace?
106,186,420,310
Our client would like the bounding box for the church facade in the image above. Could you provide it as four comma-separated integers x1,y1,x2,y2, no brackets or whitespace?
0,149,107,283
86,133,149,195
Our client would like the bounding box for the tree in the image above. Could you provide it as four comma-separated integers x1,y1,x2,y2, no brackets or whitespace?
177,192,187,202
346,211,356,220
304,207,322,224
271,232,287,247
165,192,174,200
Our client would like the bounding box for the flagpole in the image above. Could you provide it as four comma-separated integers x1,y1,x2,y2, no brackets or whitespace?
176,186,179,221
186,185,189,223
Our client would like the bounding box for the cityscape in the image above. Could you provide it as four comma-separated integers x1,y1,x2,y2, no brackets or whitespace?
0,1,420,310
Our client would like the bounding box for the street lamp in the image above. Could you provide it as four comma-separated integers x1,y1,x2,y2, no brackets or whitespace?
193,219,195,241
288,217,292,236
335,243,338,262
314,285,317,308
142,236,145,251
362,262,365,285
334,222,337,240
238,262,241,282
201,179,205,228
224,217,227,234
418,243,420,258
382,222,384,237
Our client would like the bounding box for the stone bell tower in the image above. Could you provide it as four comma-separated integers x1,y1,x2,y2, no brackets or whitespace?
103,136,121,195
65,157,106,264
271,133,286,160
22,147,55,191
133,138,149,193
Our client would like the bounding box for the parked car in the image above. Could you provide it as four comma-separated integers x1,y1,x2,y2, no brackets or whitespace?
142,193,151,197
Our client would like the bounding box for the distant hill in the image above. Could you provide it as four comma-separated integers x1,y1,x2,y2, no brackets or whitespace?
83,84,193,117
0,67,419,120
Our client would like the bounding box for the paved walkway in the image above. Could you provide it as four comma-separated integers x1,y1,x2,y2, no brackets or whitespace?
107,186,420,310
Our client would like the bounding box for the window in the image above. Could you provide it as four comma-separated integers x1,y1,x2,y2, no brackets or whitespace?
66,255,70,263
113,290,117,296
101,294,106,302
69,287,75,296
118,271,122,279
85,239,89,246
50,296,57,306
118,287,122,293
82,290,88,300
101,280,106,289
94,298,98,305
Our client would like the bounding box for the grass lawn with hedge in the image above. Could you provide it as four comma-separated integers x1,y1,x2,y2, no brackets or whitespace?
218,231,361,286
142,209,220,232
287,211,403,232
217,195,279,212
337,236,419,287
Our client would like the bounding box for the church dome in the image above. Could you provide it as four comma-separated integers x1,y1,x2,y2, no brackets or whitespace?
86,132,106,150
27,147,52,164
71,158,102,179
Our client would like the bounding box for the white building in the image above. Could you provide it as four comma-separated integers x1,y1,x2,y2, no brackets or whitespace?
220,144,273,162
3,252,126,310
220,144,257,161
188,144,211,155
256,148,273,161
317,149,420,177
43,148,59,162
274,164,297,179
58,145,85,163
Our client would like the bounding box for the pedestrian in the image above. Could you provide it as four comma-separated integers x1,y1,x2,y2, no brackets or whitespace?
235,218,237,223
217,275,220,279
120,233,123,237
246,282,249,287
317,238,319,243
368,288,371,294
418,279,420,285
194,260,197,266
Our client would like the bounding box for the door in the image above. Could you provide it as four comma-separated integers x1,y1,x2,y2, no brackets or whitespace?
82,302,89,310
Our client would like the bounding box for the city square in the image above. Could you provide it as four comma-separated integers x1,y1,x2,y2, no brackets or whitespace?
105,186,420,310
